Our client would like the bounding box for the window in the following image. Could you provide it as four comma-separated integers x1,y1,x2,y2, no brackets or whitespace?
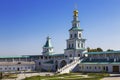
74,34,77,38
103,66,105,70
70,54,72,57
79,34,81,37
87,66,88,69
49,56,51,59
39,62,41,65
28,67,30,69
45,56,47,59
95,66,96,69
72,44,74,48
78,43,80,48
106,66,108,71
70,34,72,38
78,54,80,57
81,43,83,48
41,56,43,59
69,44,70,48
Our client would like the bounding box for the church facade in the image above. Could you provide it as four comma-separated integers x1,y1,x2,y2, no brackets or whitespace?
35,9,120,73
0,9,120,73
35,9,86,72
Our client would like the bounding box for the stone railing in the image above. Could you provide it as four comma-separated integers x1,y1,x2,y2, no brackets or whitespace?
57,58,82,74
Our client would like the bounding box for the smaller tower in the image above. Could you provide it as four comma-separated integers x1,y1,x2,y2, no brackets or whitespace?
42,36,54,55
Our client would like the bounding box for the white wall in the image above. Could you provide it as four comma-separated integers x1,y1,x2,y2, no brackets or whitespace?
79,63,120,73
0,64,35,72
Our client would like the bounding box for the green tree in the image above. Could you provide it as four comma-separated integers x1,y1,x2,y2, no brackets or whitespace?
97,48,103,52
87,47,103,52
107,49,113,52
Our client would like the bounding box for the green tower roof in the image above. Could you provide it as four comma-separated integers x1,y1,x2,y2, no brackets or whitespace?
69,27,83,31
43,36,53,48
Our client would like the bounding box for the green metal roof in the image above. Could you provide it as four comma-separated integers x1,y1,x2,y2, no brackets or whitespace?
43,52,55,55
69,27,83,31
65,48,86,50
49,53,64,56
43,36,53,48
80,62,120,64
43,52,64,56
44,53,64,56
85,51,120,55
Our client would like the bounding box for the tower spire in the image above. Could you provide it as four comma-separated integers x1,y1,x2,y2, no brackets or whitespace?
43,36,53,48
42,36,54,55
69,8,82,31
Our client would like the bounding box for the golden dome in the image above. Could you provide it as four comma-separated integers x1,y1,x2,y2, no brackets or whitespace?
74,10,78,16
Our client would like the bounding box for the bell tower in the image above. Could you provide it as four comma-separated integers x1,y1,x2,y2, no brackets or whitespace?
64,9,86,59
42,36,54,55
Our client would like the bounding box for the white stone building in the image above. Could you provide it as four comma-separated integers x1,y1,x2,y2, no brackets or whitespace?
79,51,120,73
0,9,120,73
34,9,86,72
0,56,35,72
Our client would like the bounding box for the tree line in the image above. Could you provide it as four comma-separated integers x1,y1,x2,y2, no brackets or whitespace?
87,47,114,52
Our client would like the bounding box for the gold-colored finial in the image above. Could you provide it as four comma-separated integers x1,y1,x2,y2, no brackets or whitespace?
74,10,78,16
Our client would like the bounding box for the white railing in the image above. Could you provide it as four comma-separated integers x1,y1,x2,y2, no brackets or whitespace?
57,58,82,74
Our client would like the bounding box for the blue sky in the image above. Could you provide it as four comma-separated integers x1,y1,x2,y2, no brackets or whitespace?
0,0,120,56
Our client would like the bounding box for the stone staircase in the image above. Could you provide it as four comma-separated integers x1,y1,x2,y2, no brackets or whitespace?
57,58,83,74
